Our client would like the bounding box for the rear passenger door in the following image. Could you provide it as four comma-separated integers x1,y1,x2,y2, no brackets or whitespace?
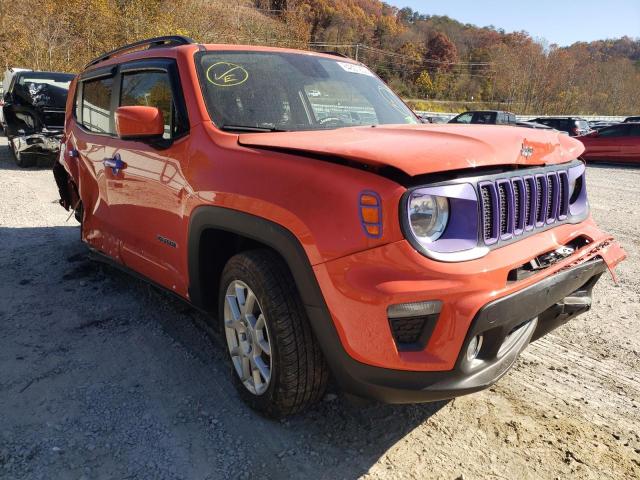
72,69,120,257
104,59,191,294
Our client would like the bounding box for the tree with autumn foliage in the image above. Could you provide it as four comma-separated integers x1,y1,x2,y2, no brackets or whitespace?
424,32,458,72
0,0,637,115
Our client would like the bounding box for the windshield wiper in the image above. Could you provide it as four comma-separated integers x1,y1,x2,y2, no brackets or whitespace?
219,124,287,133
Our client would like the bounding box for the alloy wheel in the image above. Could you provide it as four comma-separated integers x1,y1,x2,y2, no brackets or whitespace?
223,280,272,395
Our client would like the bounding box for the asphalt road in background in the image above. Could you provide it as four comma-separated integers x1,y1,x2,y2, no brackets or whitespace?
0,132,639,480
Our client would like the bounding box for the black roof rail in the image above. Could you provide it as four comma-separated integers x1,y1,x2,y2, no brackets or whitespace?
318,51,351,59
84,35,195,69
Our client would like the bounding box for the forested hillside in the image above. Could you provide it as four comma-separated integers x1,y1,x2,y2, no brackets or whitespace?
1,0,638,114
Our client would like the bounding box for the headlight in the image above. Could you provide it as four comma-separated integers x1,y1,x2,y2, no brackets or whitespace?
408,192,449,243
402,183,487,261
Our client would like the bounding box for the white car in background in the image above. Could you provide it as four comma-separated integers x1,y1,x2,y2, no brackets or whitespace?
0,67,31,130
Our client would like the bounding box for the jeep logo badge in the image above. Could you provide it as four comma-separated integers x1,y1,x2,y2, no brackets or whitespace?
520,144,534,158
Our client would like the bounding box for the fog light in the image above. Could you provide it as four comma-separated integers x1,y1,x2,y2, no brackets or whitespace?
467,335,483,362
387,300,443,351
387,300,442,319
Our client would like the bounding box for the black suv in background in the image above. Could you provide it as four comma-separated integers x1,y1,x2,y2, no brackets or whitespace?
528,117,591,136
448,110,516,125
2,70,74,167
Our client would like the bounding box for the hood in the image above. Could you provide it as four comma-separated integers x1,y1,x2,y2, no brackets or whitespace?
238,124,585,176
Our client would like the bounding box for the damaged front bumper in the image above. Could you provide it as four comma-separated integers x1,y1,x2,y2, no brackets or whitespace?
319,256,613,403
10,128,63,157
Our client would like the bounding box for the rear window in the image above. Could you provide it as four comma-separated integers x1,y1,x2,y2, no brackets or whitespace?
81,77,113,134
17,72,72,90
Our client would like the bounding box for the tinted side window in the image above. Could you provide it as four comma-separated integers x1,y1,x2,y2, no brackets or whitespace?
120,71,182,140
453,112,473,124
599,125,628,137
629,124,640,136
473,112,494,124
82,77,114,134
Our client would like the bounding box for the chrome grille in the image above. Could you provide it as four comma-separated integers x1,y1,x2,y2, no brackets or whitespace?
535,176,545,225
546,173,556,222
524,177,534,228
479,168,571,246
512,179,522,231
498,183,508,236
480,185,495,242
558,171,568,218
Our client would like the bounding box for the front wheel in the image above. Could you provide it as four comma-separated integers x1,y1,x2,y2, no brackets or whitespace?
218,249,329,417
8,139,35,168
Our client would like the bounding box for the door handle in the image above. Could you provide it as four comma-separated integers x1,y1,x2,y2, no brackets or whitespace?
103,154,127,175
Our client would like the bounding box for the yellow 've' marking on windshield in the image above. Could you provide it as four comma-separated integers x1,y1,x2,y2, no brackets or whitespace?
206,62,249,87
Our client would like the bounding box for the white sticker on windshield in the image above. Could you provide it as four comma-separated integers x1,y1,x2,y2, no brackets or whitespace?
337,62,375,77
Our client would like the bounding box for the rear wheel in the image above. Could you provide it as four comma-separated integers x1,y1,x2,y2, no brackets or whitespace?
218,249,329,417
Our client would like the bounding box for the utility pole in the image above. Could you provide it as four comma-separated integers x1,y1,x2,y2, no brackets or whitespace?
355,43,360,62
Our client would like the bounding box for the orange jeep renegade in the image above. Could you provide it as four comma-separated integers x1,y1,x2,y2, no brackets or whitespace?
54,36,626,417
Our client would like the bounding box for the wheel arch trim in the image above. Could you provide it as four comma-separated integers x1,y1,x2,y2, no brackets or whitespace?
187,205,325,312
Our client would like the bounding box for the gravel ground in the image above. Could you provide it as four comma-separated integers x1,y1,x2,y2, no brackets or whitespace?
0,133,638,480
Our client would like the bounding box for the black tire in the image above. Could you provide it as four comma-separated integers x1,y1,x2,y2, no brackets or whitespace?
218,249,329,417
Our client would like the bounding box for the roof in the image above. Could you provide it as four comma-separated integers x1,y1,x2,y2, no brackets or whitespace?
82,35,360,73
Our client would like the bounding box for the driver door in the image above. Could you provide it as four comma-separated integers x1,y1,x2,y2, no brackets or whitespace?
103,60,192,294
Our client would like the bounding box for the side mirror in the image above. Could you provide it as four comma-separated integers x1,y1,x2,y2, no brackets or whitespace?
115,106,164,140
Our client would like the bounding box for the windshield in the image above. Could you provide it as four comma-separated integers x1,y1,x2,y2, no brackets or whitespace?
196,51,418,132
